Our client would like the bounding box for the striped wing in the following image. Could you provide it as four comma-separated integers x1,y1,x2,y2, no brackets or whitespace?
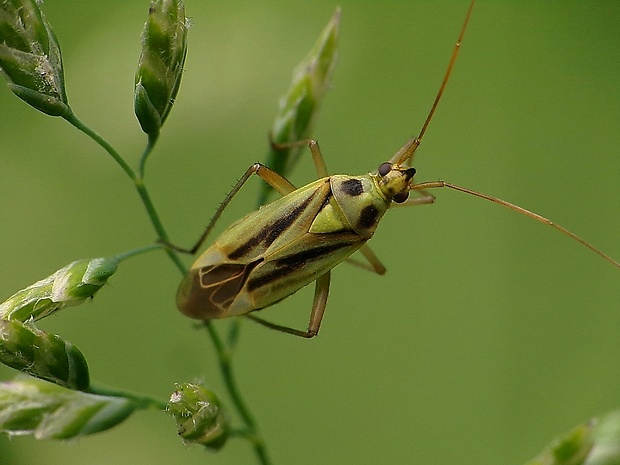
217,178,333,263
177,177,365,319
239,231,363,313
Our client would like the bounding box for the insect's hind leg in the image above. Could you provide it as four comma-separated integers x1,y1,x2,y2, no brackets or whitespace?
245,271,331,338
166,163,297,255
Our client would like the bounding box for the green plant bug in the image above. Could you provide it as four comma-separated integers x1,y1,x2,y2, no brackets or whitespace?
174,0,620,337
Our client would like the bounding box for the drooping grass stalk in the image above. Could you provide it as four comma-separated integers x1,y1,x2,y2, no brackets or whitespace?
1,0,338,461
63,110,270,461
63,110,185,274
63,110,135,180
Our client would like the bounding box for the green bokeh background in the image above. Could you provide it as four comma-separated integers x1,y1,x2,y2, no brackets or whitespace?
1,1,619,464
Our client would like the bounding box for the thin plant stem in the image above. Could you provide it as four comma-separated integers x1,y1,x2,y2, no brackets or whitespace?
133,175,186,274
63,110,185,274
204,321,272,465
63,110,136,180
139,132,159,179
88,383,168,411
64,109,269,463
115,243,167,261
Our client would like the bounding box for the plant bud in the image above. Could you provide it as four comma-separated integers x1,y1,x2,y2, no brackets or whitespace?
259,8,340,205
0,256,120,322
0,320,90,390
0,0,69,116
134,0,189,136
167,383,229,450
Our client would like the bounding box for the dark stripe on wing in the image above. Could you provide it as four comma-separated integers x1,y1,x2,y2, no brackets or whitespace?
228,190,322,260
246,234,358,292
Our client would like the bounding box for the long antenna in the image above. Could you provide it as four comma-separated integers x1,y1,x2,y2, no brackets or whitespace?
396,0,476,166
396,0,619,271
412,181,620,270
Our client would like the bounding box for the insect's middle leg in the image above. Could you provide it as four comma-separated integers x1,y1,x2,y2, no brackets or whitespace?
245,271,331,338
345,244,387,275
171,163,298,255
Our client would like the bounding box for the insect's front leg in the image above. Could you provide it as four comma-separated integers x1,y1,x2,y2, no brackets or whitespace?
245,271,331,338
346,244,387,275
343,190,435,273
391,188,435,208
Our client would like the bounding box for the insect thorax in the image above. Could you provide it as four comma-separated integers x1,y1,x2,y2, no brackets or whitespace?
330,174,390,239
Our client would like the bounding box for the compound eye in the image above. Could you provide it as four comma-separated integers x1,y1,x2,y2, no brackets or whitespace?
378,162,392,177
392,191,409,203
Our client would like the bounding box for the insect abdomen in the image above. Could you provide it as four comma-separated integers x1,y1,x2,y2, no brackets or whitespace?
176,260,259,319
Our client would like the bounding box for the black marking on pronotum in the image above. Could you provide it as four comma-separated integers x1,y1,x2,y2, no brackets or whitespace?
246,238,357,292
340,178,364,196
228,190,319,260
358,205,379,229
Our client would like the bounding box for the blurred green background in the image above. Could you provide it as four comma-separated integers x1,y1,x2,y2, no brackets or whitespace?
1,1,619,464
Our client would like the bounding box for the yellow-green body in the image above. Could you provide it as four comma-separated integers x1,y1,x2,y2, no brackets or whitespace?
177,173,395,320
